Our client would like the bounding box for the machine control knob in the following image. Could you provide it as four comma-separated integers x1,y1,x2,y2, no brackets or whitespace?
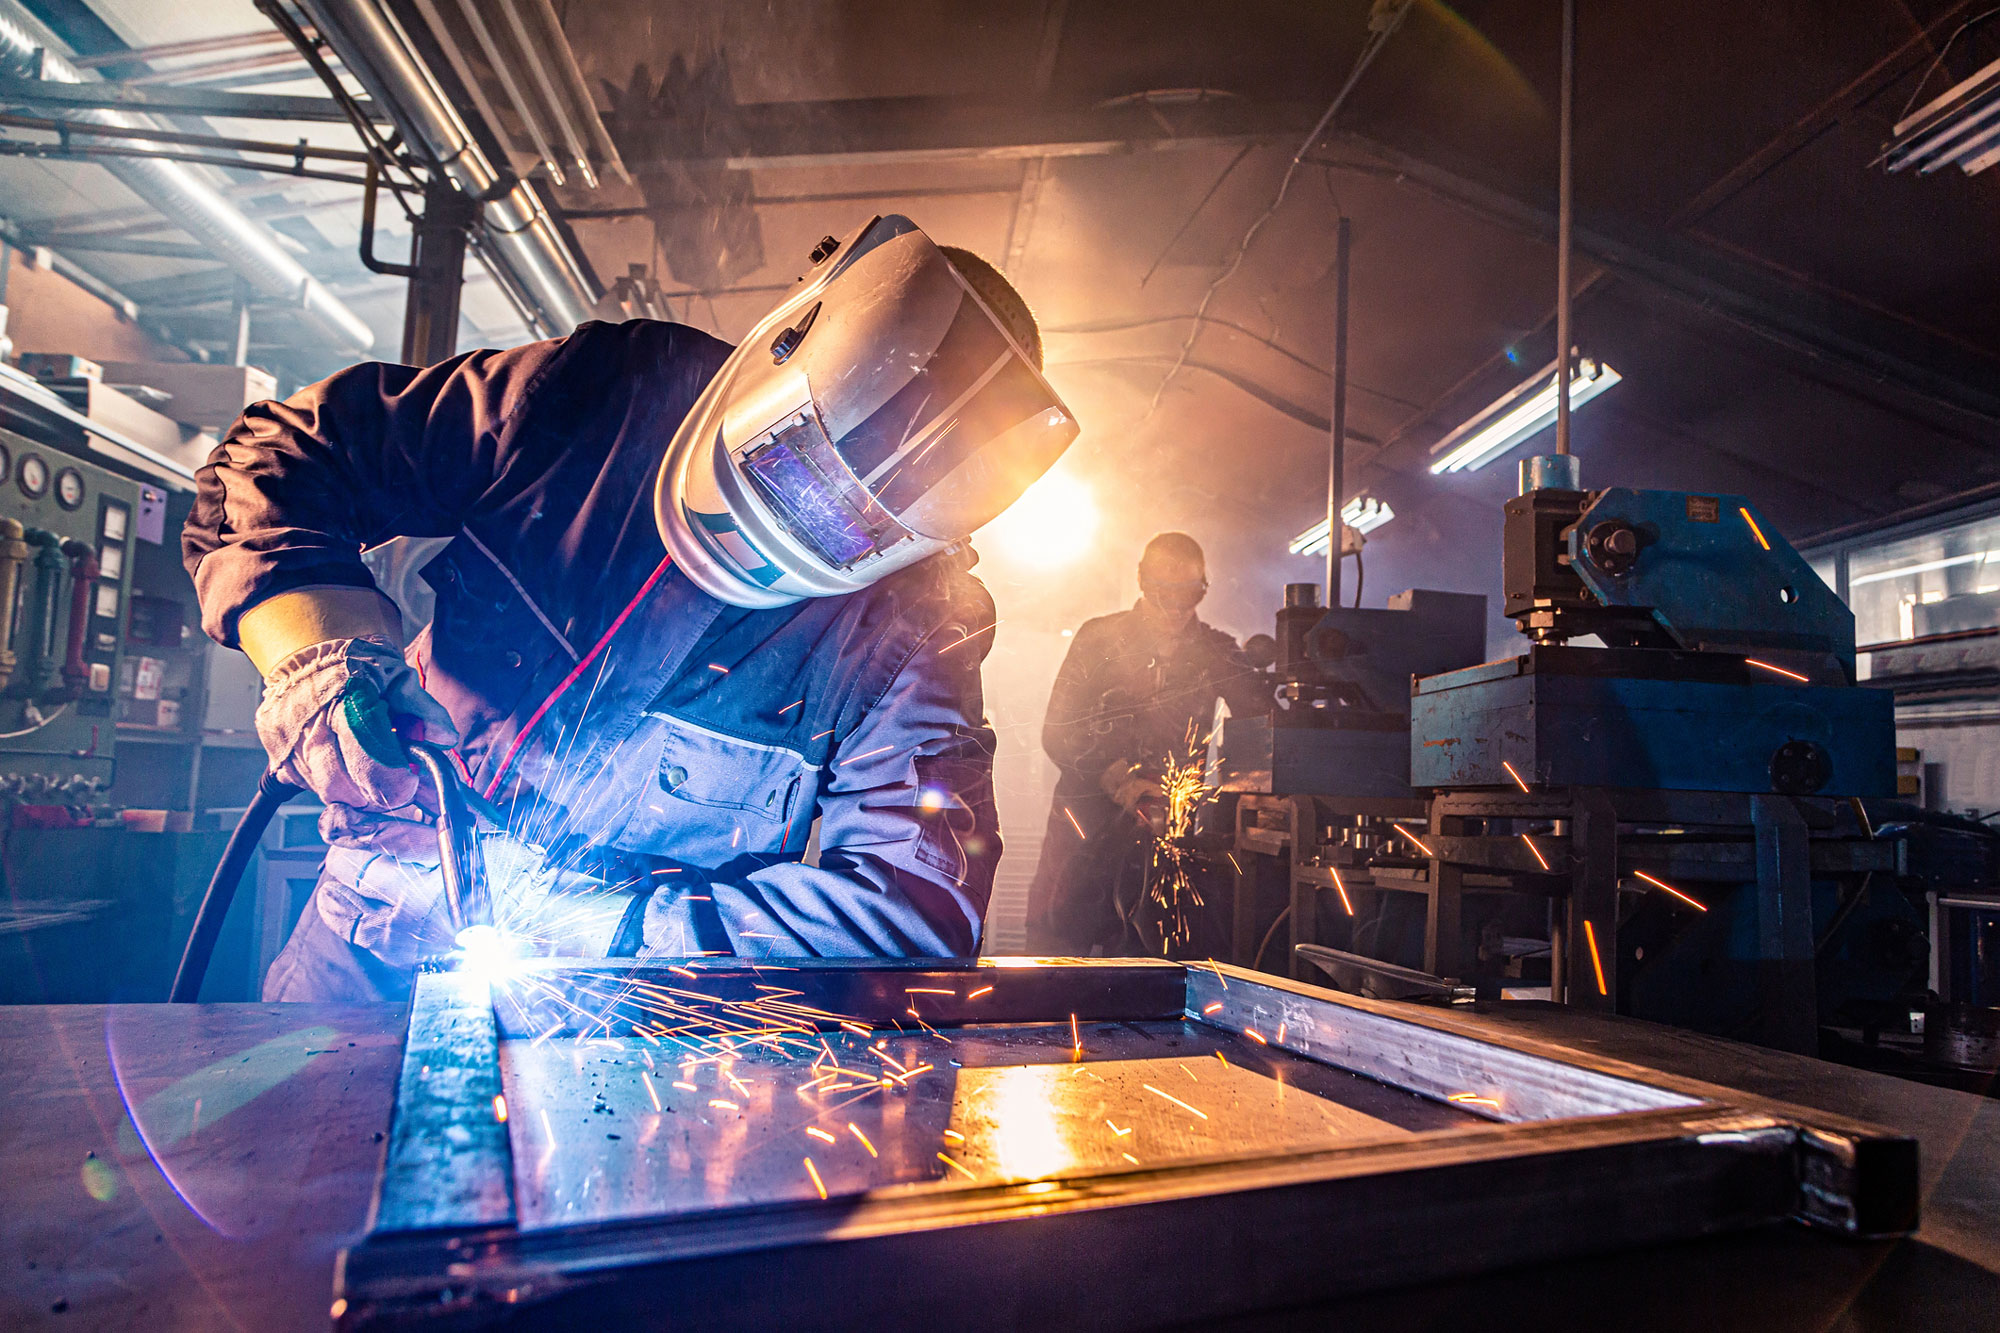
1585,520,1642,576
1769,739,1832,795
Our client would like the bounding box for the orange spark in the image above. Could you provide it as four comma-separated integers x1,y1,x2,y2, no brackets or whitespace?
1330,863,1354,915
1063,807,1087,840
904,987,953,995
673,1081,697,1092
1106,1119,1132,1137
492,1094,508,1123
1501,759,1531,792
1745,657,1808,683
967,985,993,999
806,1127,836,1144
1583,920,1609,996
1122,1152,1140,1165
803,1157,828,1200
937,1151,976,1180
848,1123,877,1157
1447,1092,1503,1109
1070,1013,1082,1059
1634,869,1708,911
709,1099,740,1111
1202,1002,1223,1015
1243,1028,1268,1045
641,1073,662,1112
1739,506,1770,551
1275,1023,1287,1044
1392,823,1435,857
1142,1083,1209,1120
1521,834,1550,871
943,1129,964,1143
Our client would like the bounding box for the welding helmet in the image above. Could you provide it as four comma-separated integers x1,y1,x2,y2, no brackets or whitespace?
656,215,1080,608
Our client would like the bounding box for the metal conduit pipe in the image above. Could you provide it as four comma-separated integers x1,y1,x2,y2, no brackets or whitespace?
297,0,600,336
0,4,376,353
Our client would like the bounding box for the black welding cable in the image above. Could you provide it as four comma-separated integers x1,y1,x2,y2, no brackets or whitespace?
169,771,302,1003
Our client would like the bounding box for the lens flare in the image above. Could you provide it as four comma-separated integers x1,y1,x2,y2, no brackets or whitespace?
977,469,1097,569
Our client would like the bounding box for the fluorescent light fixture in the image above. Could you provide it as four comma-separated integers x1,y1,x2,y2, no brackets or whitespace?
1848,550,1999,589
1881,55,2000,177
1289,497,1395,556
1428,357,1621,475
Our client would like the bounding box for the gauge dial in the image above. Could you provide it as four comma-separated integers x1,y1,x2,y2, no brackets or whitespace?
55,468,84,511
17,454,48,499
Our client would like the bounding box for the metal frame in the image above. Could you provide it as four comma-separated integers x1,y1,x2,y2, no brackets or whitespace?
336,957,1917,1330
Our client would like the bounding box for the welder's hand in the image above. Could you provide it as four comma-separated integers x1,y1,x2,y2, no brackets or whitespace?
255,636,459,812
1099,758,1163,815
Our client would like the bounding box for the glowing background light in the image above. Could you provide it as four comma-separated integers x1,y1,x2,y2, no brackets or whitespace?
977,469,1098,569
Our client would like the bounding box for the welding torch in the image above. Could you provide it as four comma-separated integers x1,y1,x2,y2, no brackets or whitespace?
340,679,500,938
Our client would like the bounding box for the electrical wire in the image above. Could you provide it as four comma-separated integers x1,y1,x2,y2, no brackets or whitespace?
1351,549,1364,608
1252,905,1293,973
0,703,69,741
1896,5,2000,122
1146,0,1416,419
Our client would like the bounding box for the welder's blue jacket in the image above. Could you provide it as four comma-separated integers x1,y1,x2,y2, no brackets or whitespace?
184,320,1000,998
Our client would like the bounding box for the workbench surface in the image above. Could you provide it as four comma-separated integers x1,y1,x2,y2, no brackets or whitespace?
1,999,1993,1331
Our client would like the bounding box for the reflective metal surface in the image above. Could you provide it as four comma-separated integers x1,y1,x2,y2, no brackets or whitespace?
500,1018,1472,1230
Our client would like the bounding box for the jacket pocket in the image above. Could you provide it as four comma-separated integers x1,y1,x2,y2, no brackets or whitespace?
618,712,820,860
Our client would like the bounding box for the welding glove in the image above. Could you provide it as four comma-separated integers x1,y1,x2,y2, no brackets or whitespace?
1100,758,1162,811
315,830,635,969
255,635,459,813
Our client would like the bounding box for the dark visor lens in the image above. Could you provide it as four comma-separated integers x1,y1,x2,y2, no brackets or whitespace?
742,415,912,569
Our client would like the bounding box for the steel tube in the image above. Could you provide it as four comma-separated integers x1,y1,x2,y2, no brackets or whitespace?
299,0,600,336
0,4,375,353
1553,0,1575,455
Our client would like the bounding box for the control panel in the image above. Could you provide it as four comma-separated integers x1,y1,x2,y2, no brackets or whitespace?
0,426,138,796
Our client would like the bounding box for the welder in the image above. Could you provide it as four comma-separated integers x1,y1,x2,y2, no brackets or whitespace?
1024,533,1260,954
184,216,1078,1001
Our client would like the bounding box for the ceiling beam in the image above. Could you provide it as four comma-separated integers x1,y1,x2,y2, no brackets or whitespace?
625,95,1313,172
0,75,378,123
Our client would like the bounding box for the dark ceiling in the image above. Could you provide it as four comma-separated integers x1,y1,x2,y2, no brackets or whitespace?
527,0,2000,641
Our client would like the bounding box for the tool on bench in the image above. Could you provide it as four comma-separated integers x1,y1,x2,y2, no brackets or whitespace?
169,680,498,1002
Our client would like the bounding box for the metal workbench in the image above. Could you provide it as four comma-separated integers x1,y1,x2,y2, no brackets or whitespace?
2,998,1994,1330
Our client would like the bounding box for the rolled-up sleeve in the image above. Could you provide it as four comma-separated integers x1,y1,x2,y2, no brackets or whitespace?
182,339,561,647
644,617,1002,960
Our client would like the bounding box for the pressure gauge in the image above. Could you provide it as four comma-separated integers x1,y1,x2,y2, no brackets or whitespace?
17,454,47,499
55,468,84,511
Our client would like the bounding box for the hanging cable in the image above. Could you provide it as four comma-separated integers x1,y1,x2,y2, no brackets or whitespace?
1146,0,1416,418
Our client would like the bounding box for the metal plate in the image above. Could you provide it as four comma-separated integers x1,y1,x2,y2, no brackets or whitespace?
337,958,1918,1331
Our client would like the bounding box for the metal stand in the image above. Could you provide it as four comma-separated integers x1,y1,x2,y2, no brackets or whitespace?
1397,787,1888,1053
1230,792,1425,979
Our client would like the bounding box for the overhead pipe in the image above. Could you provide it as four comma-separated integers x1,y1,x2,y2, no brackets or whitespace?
0,4,376,353
296,0,600,337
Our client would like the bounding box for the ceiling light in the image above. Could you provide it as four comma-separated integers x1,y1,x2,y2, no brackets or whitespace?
1881,55,2000,177
1428,357,1621,475
1289,497,1395,556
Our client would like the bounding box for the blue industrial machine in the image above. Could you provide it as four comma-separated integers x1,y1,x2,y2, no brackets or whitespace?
1413,471,1894,798
1208,582,1488,979
1214,583,1488,801
1380,456,1898,1054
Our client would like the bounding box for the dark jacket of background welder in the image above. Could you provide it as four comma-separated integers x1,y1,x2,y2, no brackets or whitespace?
1023,602,1254,952
185,319,1001,1000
